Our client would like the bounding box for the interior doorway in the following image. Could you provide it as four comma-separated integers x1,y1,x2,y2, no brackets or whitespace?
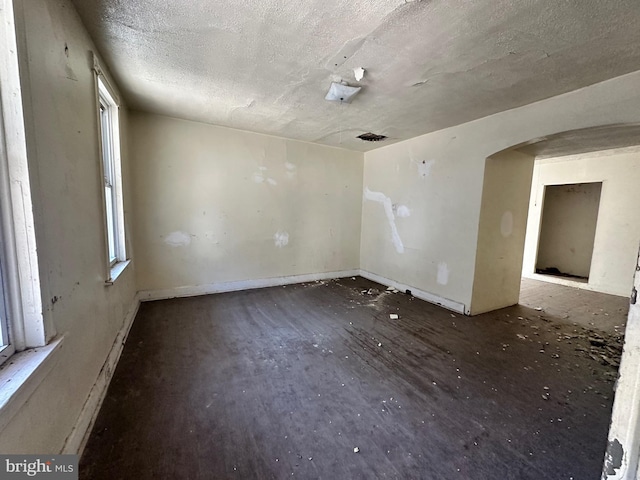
535,182,602,282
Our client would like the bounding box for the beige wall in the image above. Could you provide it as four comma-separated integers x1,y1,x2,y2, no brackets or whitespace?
535,182,602,278
470,150,534,314
523,147,640,296
131,112,363,293
5,0,640,457
362,70,640,314
0,0,137,453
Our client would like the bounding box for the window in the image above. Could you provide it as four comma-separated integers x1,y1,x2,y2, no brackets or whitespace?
0,60,48,360
0,241,14,366
96,73,128,282
0,0,60,415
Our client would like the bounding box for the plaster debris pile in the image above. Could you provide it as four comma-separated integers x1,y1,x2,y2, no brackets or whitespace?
571,330,624,368
517,311,624,370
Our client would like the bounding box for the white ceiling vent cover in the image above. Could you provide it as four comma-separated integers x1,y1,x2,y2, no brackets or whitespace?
325,82,362,103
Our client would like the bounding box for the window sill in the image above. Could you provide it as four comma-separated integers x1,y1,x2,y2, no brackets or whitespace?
105,259,131,286
0,337,64,432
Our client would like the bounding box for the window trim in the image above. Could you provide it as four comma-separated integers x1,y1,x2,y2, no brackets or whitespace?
0,0,49,363
93,55,128,284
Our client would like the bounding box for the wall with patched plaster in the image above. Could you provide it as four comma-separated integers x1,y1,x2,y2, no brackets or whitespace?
131,112,363,292
0,0,137,453
470,150,534,315
523,147,640,297
361,70,640,314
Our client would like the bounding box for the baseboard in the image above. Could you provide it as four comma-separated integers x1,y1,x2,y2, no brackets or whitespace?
139,269,467,314
61,293,141,456
138,269,361,302
359,269,467,314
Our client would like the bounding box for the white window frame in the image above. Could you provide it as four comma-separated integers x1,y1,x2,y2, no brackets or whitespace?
0,0,62,431
94,56,128,284
0,0,54,365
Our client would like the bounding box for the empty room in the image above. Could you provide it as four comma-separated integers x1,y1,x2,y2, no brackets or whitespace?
1,0,640,478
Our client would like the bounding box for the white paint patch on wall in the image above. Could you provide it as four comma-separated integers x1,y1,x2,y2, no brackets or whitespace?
253,165,277,185
500,211,514,238
164,231,192,247
252,172,265,183
364,187,405,254
415,159,435,178
408,148,436,178
285,162,297,180
437,262,450,285
274,231,289,247
396,205,411,218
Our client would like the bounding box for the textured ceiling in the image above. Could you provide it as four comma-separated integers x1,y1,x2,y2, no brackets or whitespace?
71,0,640,152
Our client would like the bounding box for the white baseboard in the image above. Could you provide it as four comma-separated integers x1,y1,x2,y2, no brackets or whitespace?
139,269,467,314
359,269,467,314
61,293,141,456
138,269,361,302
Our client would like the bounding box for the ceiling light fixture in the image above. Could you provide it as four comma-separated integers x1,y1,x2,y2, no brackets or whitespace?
325,81,361,104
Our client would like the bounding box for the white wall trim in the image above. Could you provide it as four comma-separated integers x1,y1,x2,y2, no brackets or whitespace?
61,293,140,456
139,270,361,302
359,269,467,314
0,0,47,350
139,269,467,314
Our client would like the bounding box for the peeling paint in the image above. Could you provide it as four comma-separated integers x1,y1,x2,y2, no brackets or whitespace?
500,211,514,237
437,262,450,285
603,438,624,476
364,188,404,254
274,231,289,247
164,231,192,247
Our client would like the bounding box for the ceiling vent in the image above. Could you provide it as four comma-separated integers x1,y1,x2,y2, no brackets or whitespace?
357,133,387,142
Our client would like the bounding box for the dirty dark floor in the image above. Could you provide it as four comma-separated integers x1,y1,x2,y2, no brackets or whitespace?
80,277,628,480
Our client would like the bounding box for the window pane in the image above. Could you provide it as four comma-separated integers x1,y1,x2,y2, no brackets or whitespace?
98,78,125,270
105,185,116,263
0,260,8,348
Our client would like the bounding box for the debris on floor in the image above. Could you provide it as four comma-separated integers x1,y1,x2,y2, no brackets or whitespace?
570,330,624,367
389,313,399,320
353,447,360,453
